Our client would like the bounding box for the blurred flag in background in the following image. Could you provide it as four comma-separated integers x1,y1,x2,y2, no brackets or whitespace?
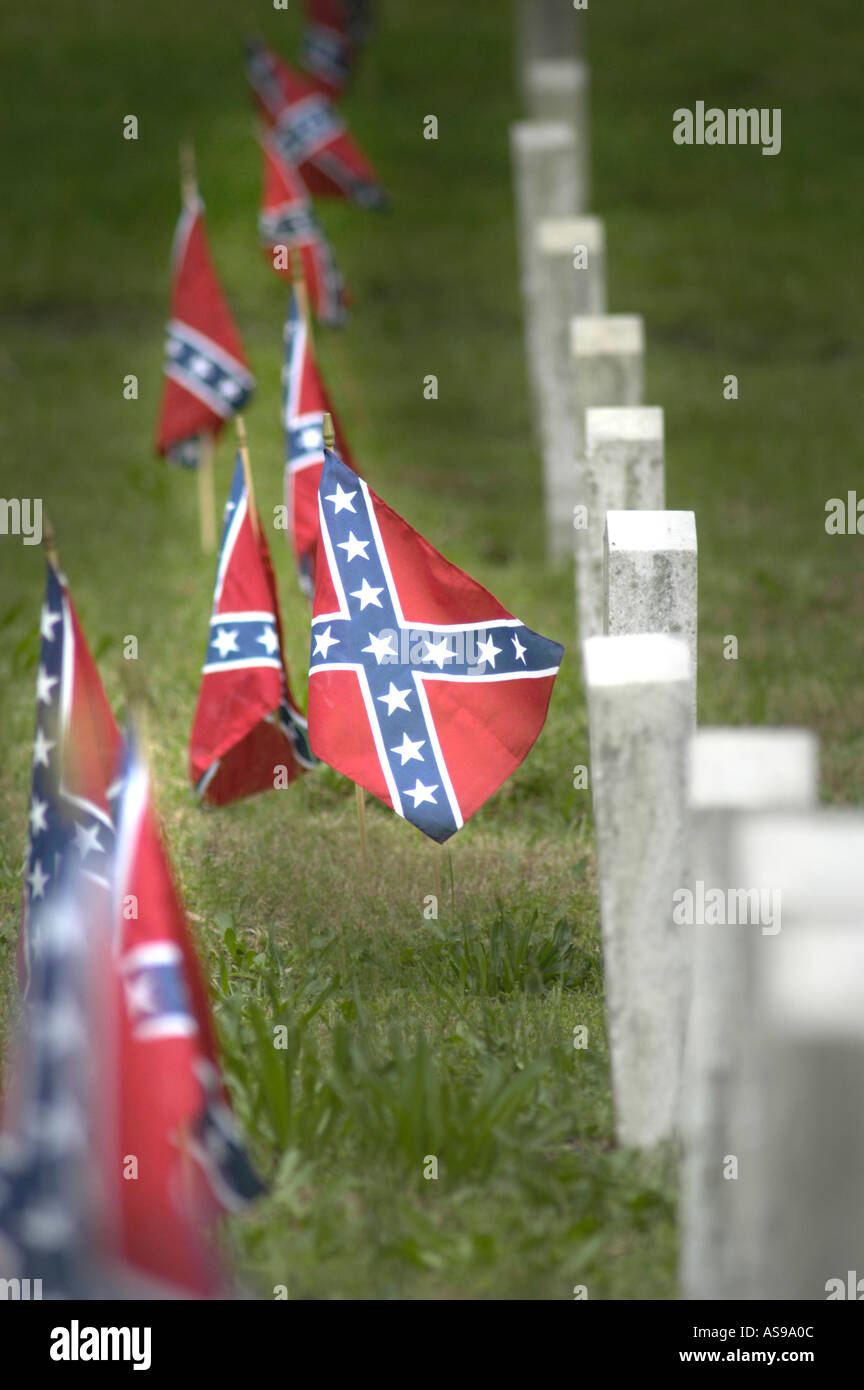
282,279,355,595
155,195,255,468
190,454,316,806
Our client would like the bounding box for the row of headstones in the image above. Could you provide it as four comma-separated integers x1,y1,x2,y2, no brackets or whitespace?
512,1,864,1302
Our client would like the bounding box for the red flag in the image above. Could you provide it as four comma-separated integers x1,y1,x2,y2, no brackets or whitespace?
246,36,388,208
20,561,123,984
189,455,316,805
156,196,255,467
282,280,355,595
110,743,264,1295
299,0,374,99
308,452,564,842
259,136,349,328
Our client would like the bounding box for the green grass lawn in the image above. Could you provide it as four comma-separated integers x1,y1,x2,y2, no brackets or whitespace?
0,0,862,1298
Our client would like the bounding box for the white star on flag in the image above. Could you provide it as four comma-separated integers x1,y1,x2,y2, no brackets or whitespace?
363,632,397,664
29,797,49,835
125,973,157,1017
476,635,502,668
36,666,59,705
40,605,62,642
28,860,49,899
256,625,279,656
300,424,322,449
405,780,438,808
23,1203,77,1248
73,821,102,860
212,627,240,659
325,481,357,514
313,625,340,658
34,999,85,1051
30,1106,85,1151
350,578,384,611
33,728,56,767
391,733,425,765
377,682,411,715
337,532,370,562
424,636,454,670
512,633,527,664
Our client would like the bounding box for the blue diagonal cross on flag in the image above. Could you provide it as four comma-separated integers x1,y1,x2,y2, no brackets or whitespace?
308,451,564,842
22,564,124,978
165,321,254,422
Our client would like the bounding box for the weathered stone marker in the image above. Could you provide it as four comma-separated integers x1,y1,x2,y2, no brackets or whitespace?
524,60,591,208
580,407,665,639
510,122,582,294
510,122,582,434
583,632,692,1148
570,316,644,609
516,0,585,107
571,316,644,436
679,730,819,1302
535,217,606,562
726,811,864,1300
604,509,697,715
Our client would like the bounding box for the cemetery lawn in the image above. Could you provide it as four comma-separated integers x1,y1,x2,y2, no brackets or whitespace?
0,0,861,1298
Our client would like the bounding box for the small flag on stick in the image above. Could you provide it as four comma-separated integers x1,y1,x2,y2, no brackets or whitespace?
299,0,374,99
21,558,123,983
283,274,355,594
189,432,316,805
155,152,255,494
246,35,388,208
308,451,564,842
259,134,350,327
109,739,264,1294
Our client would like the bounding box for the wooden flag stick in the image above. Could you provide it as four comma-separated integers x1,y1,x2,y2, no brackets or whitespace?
235,414,260,542
197,430,217,554
432,841,442,906
179,137,198,206
355,782,369,866
290,245,311,325
177,1119,196,1208
119,660,151,749
41,511,61,572
322,411,335,452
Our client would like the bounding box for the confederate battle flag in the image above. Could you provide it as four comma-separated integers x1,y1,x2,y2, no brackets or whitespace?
109,740,264,1295
282,279,355,595
189,453,315,805
156,195,255,468
259,136,349,328
20,561,123,982
246,35,387,209
308,451,564,842
299,0,373,99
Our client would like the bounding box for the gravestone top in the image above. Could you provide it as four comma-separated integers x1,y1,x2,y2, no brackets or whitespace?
769,926,864,1040
689,728,818,810
571,315,644,356
537,215,604,254
732,810,864,924
509,120,576,153
606,509,696,553
583,632,691,688
525,58,590,95
586,406,664,442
